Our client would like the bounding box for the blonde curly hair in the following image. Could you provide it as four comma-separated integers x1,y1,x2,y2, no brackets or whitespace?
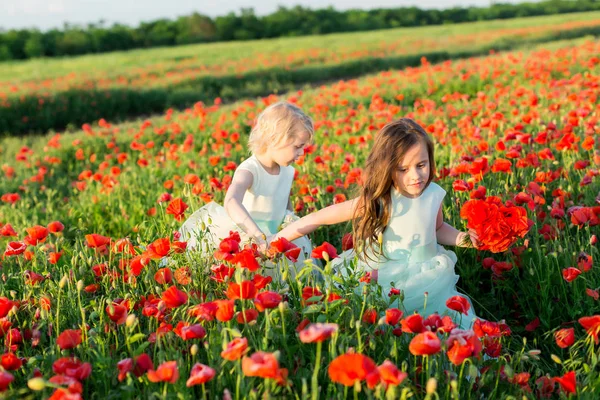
248,102,314,155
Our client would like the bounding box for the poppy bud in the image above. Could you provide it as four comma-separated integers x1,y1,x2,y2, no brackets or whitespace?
426,378,437,395
190,344,199,356
27,378,46,391
76,280,84,292
59,275,68,289
126,314,137,328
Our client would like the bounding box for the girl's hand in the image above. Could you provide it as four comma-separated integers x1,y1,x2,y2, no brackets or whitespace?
252,232,268,252
264,234,278,257
467,229,482,249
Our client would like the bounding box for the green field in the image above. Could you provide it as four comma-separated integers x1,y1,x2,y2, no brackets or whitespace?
2,11,600,135
2,11,599,82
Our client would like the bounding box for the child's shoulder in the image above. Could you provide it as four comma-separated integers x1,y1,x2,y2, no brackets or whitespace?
425,182,446,200
427,182,445,194
236,155,260,175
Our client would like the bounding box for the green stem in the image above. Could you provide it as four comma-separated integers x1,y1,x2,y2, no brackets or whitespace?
311,341,322,400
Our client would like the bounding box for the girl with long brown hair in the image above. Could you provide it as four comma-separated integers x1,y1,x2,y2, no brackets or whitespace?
275,118,481,328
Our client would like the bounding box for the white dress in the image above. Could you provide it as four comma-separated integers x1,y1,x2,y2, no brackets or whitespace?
178,155,312,276
332,183,477,329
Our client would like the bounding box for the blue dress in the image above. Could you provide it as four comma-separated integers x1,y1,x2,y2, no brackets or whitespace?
332,183,477,329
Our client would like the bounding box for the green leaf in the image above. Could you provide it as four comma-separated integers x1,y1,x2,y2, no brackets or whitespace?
134,341,151,356
302,304,323,314
127,333,146,345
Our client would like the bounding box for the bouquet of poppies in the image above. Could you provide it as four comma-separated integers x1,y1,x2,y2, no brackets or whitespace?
460,196,533,253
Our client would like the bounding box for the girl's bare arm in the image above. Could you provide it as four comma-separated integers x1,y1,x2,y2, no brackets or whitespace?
223,169,264,240
435,205,479,247
276,198,360,242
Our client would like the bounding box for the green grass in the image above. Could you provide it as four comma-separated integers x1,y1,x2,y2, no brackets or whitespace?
2,11,600,83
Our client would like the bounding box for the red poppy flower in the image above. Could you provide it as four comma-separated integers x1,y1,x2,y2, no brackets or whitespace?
252,274,272,290
117,353,154,381
52,357,92,380
129,255,150,276
0,371,14,392
171,240,187,253
161,286,188,309
236,309,259,324
242,351,280,379
48,251,63,264
0,353,22,370
85,233,111,249
554,328,575,349
146,238,171,259
586,288,599,300
133,354,154,377
0,224,18,237
553,371,576,394
117,358,134,382
311,242,338,260
299,323,338,343
562,267,581,282
24,225,49,245
472,318,511,338
446,329,482,365
210,264,235,283
0,297,15,318
4,242,27,257
401,314,425,333
362,309,378,324
268,237,297,254
57,329,82,350
147,361,179,384
328,353,378,387
577,252,592,272
377,360,407,388
186,363,216,387
231,249,260,272
446,295,470,315
226,281,257,300
105,303,128,325
47,221,65,234
385,308,403,326
578,315,600,344
301,287,323,306
188,302,218,322
409,331,442,356
525,317,540,332
154,268,173,284
341,233,354,251
214,300,235,322
254,291,282,312
221,337,249,361
173,322,206,341
166,198,189,221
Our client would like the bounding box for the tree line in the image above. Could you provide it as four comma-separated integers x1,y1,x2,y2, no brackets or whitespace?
1,0,599,61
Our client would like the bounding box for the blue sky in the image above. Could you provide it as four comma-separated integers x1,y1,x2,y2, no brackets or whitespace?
1,0,530,31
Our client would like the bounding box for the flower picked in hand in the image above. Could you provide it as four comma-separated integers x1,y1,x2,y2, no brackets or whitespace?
460,196,533,253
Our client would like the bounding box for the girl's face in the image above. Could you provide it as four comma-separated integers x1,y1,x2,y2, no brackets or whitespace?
392,141,431,198
268,129,311,167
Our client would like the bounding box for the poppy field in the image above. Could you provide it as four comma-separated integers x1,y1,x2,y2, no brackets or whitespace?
2,12,600,135
0,36,599,399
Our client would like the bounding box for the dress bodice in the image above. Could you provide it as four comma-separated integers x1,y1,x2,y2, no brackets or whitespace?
237,155,295,235
373,182,446,266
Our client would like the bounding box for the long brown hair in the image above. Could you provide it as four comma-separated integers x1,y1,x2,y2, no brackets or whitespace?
352,118,435,262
